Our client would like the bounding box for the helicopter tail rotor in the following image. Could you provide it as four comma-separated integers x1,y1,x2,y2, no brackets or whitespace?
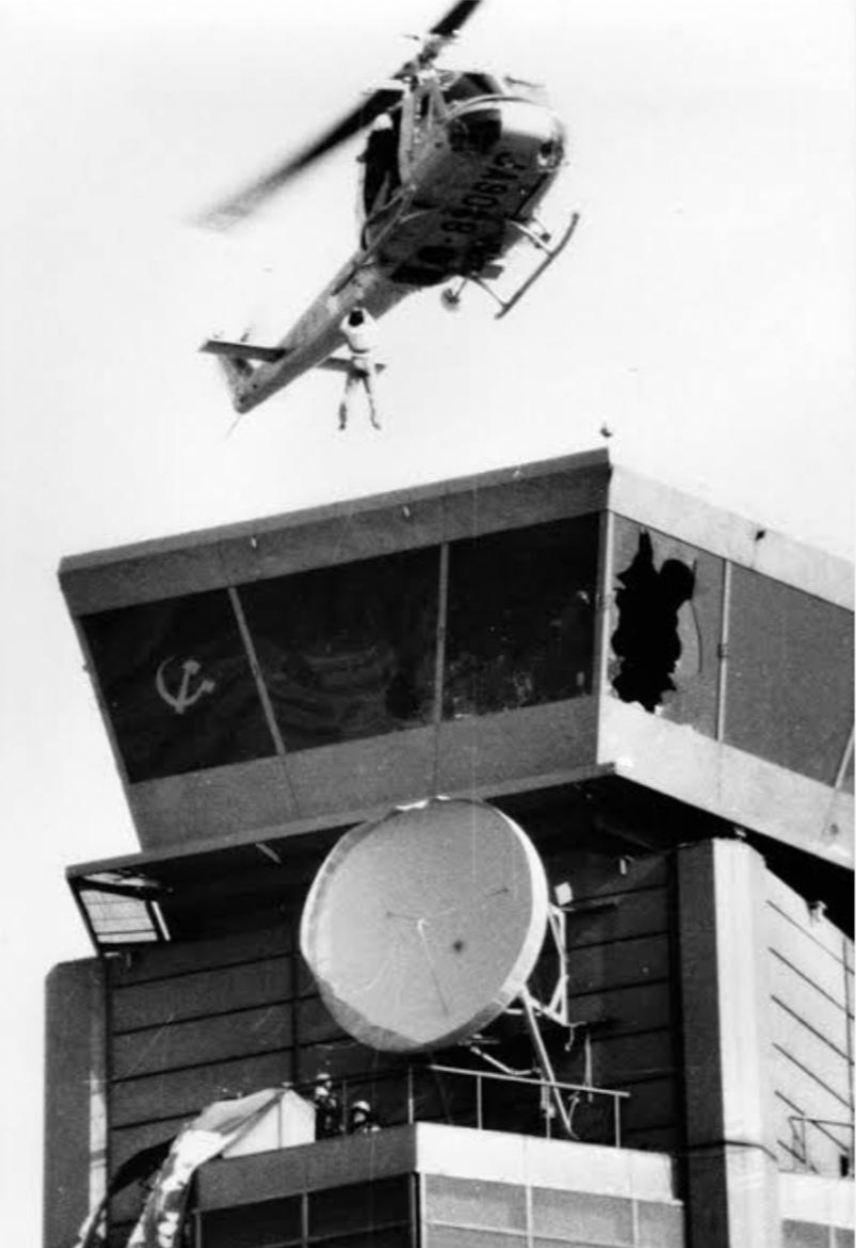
197,0,486,230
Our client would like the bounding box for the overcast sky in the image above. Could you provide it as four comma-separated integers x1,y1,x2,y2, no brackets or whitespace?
1,0,853,1240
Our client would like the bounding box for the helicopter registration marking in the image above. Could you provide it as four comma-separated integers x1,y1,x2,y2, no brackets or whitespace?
439,155,527,234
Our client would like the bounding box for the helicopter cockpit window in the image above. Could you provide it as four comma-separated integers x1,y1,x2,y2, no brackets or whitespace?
501,76,550,106
440,73,504,106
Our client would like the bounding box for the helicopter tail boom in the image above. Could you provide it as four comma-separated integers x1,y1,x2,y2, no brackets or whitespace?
201,338,293,413
201,338,286,364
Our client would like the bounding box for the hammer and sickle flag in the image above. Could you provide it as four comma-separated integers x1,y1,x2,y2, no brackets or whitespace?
82,589,275,783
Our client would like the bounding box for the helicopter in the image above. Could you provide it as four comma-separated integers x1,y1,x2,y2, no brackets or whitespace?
200,0,578,417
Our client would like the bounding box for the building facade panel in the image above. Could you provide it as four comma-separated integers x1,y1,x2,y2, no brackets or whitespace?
765,873,855,1178
60,456,853,868
725,566,854,786
47,455,854,1248
82,825,688,1242
43,960,107,1248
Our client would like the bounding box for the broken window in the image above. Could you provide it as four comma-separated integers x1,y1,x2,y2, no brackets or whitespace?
610,529,697,714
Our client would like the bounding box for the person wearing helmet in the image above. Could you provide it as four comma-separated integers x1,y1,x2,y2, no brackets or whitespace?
312,1073,342,1139
348,1099,381,1135
339,307,381,431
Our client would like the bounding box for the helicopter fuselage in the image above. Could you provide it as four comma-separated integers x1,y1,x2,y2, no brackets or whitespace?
204,80,567,415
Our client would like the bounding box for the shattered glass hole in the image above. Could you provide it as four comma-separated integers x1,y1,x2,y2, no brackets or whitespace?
610,531,696,713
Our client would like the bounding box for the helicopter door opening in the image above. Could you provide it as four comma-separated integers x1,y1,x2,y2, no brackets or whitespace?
361,110,402,218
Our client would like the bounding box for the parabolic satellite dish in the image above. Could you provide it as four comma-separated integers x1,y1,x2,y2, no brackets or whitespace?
300,798,549,1052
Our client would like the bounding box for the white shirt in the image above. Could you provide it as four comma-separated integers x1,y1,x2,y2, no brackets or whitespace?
342,313,377,356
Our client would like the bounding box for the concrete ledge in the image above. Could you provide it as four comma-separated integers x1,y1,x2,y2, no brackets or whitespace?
599,699,853,869
197,1128,417,1210
196,1124,679,1211
609,466,853,608
779,1172,855,1229
415,1123,678,1202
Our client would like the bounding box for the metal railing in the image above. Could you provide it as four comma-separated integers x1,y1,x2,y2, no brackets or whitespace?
788,1114,855,1177
426,1063,630,1145
297,1063,630,1148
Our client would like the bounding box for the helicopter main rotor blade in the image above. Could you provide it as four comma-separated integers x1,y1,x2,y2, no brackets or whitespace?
197,0,486,229
401,0,487,73
200,88,402,229
430,0,485,39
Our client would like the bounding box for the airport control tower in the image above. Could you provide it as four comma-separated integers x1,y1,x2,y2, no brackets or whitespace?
46,449,854,1248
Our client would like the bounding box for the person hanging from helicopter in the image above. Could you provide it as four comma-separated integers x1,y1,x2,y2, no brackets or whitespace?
198,0,580,419
339,306,382,431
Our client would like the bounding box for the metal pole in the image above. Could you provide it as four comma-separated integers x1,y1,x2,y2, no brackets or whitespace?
407,1066,414,1125
715,560,732,742
431,543,449,794
476,1072,483,1130
519,987,574,1139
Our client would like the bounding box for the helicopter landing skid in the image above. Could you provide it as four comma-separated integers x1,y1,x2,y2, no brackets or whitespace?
445,211,580,320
